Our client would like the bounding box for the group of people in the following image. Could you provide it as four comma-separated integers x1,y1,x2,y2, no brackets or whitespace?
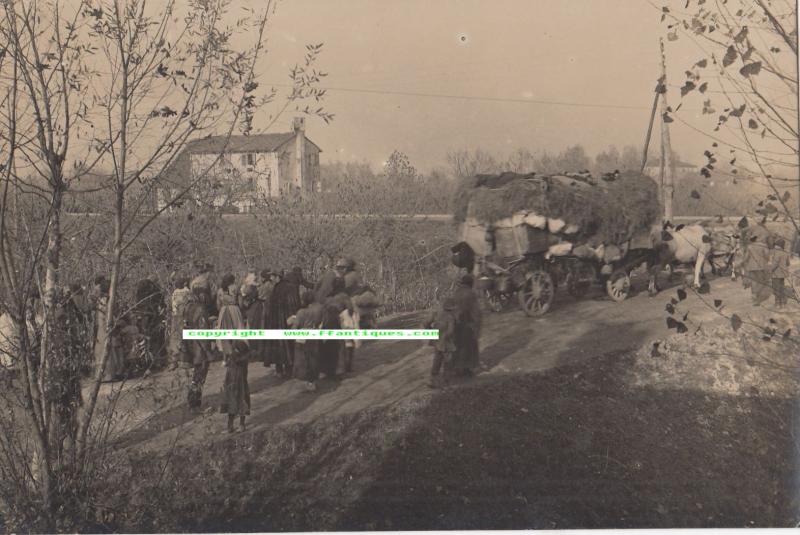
736,224,794,308
0,253,488,435
175,258,380,433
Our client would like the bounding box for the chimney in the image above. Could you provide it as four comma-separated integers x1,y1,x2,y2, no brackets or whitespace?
293,117,305,192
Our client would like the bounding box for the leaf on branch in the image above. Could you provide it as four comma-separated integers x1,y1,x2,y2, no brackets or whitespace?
722,46,737,67
666,303,675,314
730,314,742,331
783,329,792,340
742,47,755,62
667,317,680,330
729,104,746,117
668,31,679,41
738,216,749,229
700,167,711,178
691,189,701,199
676,322,688,334
782,191,791,202
714,299,722,308
663,112,674,123
695,59,708,68
699,82,708,94
698,281,710,294
733,26,749,43
740,61,762,77
677,288,688,301
702,234,712,243
680,81,697,96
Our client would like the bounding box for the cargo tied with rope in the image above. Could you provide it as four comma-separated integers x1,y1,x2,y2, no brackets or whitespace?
451,171,662,317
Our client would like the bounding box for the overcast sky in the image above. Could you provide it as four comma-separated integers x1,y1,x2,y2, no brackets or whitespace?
248,0,795,173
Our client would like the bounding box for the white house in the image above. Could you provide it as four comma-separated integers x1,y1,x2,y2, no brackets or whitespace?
159,117,321,212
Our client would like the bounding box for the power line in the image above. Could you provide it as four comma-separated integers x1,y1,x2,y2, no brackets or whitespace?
272,83,654,111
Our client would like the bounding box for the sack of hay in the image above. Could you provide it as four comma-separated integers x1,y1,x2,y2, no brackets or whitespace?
453,171,660,248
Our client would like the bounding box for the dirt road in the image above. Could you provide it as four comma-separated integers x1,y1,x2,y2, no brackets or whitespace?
107,273,757,452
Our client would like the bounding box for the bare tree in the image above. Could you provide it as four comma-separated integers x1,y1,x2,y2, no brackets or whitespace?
0,0,331,528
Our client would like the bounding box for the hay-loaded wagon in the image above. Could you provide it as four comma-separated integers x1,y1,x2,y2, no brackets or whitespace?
451,171,662,316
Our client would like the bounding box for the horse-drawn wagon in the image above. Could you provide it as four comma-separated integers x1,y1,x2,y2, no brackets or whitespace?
451,171,662,316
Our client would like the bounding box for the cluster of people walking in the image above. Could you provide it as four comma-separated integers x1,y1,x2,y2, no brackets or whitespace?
174,258,381,432
0,254,489,435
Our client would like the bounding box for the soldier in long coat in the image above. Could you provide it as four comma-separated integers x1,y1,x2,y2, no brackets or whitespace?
183,288,214,410
265,271,302,377
452,274,482,376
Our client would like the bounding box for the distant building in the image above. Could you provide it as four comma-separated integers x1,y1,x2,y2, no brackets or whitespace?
643,158,699,178
158,117,321,212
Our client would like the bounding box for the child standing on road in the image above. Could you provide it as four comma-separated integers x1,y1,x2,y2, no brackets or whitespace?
221,340,251,433
770,238,791,308
423,297,457,388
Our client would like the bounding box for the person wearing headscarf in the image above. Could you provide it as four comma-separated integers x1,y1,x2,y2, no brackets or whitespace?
215,274,244,360
289,290,325,391
452,273,482,377
265,270,302,377
221,340,251,433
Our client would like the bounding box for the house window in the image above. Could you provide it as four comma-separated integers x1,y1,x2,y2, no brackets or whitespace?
241,153,256,166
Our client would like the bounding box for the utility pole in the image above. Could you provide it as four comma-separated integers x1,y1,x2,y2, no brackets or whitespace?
659,38,675,223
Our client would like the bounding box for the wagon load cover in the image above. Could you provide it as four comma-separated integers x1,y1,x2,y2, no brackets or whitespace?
453,171,660,258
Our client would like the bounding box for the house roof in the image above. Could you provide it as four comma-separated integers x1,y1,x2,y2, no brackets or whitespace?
184,132,322,154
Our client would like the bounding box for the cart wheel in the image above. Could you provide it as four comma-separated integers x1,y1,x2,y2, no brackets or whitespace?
566,263,596,298
606,269,631,302
518,270,555,316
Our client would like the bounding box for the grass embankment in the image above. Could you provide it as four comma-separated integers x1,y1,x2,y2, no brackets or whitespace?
95,348,798,532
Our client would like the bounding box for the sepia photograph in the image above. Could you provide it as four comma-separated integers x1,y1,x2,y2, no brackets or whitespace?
0,0,798,531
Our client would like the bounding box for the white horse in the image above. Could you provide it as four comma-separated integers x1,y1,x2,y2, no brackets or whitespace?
647,223,713,295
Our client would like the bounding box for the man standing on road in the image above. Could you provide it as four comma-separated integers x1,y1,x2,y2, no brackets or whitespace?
452,273,482,377
183,287,214,411
744,224,773,306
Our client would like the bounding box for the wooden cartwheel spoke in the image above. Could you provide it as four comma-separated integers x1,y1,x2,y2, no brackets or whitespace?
518,269,554,316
